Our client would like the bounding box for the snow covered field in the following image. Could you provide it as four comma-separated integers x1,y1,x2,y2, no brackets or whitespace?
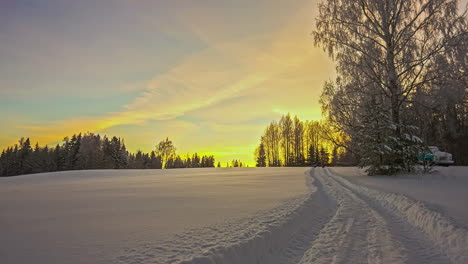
1,167,467,263
0,168,313,264
329,167,468,229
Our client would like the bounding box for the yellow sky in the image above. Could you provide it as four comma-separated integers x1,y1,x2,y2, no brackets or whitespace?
1,0,335,166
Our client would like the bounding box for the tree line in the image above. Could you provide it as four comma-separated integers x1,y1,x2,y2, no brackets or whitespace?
254,114,348,167
0,133,216,177
228,159,246,167
313,0,467,174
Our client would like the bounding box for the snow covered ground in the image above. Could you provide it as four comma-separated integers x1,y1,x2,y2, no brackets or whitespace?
0,168,313,264
1,167,467,263
316,167,468,263
329,166,468,229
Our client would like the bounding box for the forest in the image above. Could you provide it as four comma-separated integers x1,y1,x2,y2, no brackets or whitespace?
304,0,467,174
0,134,216,177
254,114,345,167
255,1,467,173
2,1,466,177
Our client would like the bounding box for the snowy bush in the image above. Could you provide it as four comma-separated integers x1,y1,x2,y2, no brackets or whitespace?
355,103,424,175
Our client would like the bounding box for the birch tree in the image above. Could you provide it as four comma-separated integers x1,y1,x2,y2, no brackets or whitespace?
280,114,294,166
156,137,176,169
315,0,466,173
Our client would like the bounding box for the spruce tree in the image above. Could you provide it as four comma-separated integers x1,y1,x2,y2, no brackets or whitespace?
256,142,267,167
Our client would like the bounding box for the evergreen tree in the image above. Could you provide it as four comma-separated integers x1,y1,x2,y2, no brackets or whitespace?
192,153,200,168
0,134,220,176
19,138,33,174
315,0,466,173
68,134,81,170
53,145,64,171
319,147,329,167
256,142,267,167
331,147,338,166
307,145,315,166
150,151,162,169
355,102,423,175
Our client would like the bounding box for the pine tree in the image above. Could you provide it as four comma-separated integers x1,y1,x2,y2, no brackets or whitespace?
256,142,267,167
356,102,423,175
19,138,33,174
0,133,221,176
307,145,315,166
331,147,338,166
319,147,328,167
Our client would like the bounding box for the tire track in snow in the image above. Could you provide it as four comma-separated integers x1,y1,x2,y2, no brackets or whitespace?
325,169,452,263
324,168,468,264
299,168,406,264
262,170,337,264
116,172,337,264
116,168,467,264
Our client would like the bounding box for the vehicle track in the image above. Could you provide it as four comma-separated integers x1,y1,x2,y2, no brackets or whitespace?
299,168,406,264
116,168,466,264
325,168,468,264
263,170,336,264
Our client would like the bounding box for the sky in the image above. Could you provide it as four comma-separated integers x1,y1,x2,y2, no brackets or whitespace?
0,0,337,166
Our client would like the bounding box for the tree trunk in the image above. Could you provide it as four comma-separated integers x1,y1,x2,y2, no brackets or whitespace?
386,40,401,135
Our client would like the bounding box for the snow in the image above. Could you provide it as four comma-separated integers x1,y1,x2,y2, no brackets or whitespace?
299,169,406,264
0,168,313,264
329,166,468,229
326,167,468,263
412,135,423,143
1,167,468,263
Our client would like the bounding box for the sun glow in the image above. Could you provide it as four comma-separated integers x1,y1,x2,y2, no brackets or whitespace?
0,0,334,165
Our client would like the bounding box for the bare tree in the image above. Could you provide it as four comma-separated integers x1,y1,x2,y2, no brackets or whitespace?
315,0,464,128
156,137,176,169
262,121,281,166
292,116,305,166
280,114,293,166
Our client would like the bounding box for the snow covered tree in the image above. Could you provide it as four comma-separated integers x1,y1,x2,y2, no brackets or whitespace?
76,133,103,169
19,138,33,174
315,0,466,174
0,133,218,176
354,100,424,175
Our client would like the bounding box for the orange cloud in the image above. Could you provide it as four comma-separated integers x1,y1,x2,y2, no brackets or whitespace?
3,0,335,166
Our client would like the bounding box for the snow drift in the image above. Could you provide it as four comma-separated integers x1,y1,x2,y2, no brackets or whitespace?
323,168,468,263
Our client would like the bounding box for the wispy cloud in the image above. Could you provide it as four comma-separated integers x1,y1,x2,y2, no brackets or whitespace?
1,0,334,165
